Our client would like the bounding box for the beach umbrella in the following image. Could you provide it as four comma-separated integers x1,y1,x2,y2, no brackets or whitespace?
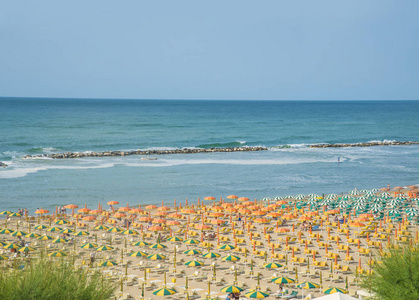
264,262,282,269
184,238,200,245
184,249,202,255
220,285,244,293
298,281,319,289
184,260,204,267
166,221,181,226
60,228,74,234
25,233,40,238
18,246,35,252
323,287,348,294
218,244,235,250
11,230,28,237
129,251,148,257
94,225,109,230
107,227,122,233
122,229,138,235
149,243,167,249
204,197,216,201
132,240,150,246
74,230,90,236
96,245,114,251
107,201,119,206
167,236,183,242
221,255,240,262
38,235,53,240
55,219,69,225
100,260,118,267
145,205,158,210
80,243,98,249
148,226,164,231
52,238,68,243
153,287,177,296
147,253,166,260
34,225,49,230
271,277,295,284
4,243,20,249
0,255,9,260
0,211,12,215
48,251,67,257
47,227,62,232
202,252,221,259
245,291,269,298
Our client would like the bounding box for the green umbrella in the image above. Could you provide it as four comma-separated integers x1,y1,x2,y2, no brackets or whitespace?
0,255,9,260
96,245,114,251
55,220,69,225
264,262,282,269
74,230,89,236
202,252,221,259
11,231,28,237
48,251,67,257
122,229,138,235
4,243,20,249
100,260,118,266
153,287,177,296
34,225,48,230
323,287,348,294
184,260,204,267
80,243,98,249
8,213,21,217
132,240,150,246
221,255,240,262
220,285,244,293
298,281,320,289
218,244,235,250
0,229,14,234
271,277,295,284
245,291,269,298
18,246,35,252
25,233,40,238
107,227,122,233
38,235,53,240
60,228,74,234
47,227,62,232
149,243,167,249
0,211,12,215
167,236,183,242
184,249,202,255
94,225,109,230
129,251,148,257
183,238,200,245
147,253,166,260
52,238,68,243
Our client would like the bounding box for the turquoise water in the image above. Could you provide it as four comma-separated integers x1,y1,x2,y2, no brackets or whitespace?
1,98,419,212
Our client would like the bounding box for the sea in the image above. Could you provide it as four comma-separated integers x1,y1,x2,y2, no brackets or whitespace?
1,98,418,213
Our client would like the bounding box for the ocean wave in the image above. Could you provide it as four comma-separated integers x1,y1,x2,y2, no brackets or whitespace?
196,141,246,148
27,147,62,154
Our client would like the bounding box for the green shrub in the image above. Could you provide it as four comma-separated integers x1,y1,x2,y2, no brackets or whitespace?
0,258,117,300
360,246,419,300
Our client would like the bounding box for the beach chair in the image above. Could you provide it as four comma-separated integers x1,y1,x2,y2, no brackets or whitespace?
283,290,298,299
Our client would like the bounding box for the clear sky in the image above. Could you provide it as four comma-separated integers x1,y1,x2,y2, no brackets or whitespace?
1,1,418,100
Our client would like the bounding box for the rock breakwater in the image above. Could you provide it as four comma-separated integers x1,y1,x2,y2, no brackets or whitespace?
310,141,419,148
23,146,268,159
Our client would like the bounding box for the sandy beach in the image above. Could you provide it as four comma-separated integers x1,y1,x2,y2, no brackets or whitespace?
1,185,418,299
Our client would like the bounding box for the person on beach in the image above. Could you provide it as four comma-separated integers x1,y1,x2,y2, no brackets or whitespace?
90,251,95,266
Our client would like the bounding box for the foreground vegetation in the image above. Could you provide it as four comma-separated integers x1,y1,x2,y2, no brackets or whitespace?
360,245,419,300
0,257,117,300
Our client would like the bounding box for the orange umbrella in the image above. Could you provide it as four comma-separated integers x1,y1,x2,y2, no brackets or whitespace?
107,201,119,205
130,208,144,214
209,212,224,218
253,211,266,216
145,205,157,210
148,226,164,231
152,218,167,224
89,209,101,215
212,206,224,212
114,212,127,218
211,219,225,225
138,217,153,222
78,207,91,214
222,203,234,207
238,197,249,202
35,208,50,215
299,216,312,221
168,212,183,219
204,197,216,201
195,224,212,230
155,211,169,217
276,200,288,205
274,228,290,233
267,212,281,218
350,222,365,228
83,216,96,221
225,208,238,213
242,201,253,206
305,211,318,216
158,206,171,211
227,195,238,199
282,214,296,219
254,218,269,224
359,214,373,218
182,209,197,214
166,220,181,226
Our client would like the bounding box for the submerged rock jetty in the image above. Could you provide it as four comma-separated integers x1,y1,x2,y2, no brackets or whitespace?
310,140,419,148
23,146,268,159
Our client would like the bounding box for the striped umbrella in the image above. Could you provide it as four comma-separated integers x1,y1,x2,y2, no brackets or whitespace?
47,227,62,232
60,228,74,234
167,236,183,242
245,291,269,298
80,243,98,249
132,240,150,246
323,287,348,294
100,260,118,266
202,252,221,259
271,277,295,284
264,262,282,269
96,245,114,251
34,225,49,230
221,255,240,262
183,238,200,245
74,231,90,236
38,235,53,240
298,281,320,289
122,229,138,235
184,249,202,255
55,220,69,225
94,225,109,230
0,255,9,260
48,251,67,257
153,287,177,296
220,285,244,293
8,213,22,217
149,243,167,249
18,246,35,252
52,238,68,243
0,211,12,215
107,227,122,233
185,260,204,267
0,229,14,234
11,231,28,237
218,244,235,251
147,253,166,260
4,243,20,249
129,251,148,257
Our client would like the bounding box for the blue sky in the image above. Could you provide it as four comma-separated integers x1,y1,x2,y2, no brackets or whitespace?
0,1,418,100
